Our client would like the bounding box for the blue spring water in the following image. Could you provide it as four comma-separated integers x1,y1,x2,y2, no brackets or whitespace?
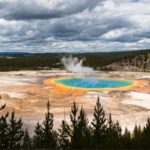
54,78,133,89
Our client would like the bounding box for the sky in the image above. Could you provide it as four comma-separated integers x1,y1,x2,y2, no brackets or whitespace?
0,0,150,53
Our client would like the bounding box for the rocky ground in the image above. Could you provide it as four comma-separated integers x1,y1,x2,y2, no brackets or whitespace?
0,70,150,134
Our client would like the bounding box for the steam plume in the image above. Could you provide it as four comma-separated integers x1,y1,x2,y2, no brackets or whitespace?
61,56,94,73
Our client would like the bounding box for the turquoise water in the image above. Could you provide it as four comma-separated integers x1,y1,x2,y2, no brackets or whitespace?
55,78,133,89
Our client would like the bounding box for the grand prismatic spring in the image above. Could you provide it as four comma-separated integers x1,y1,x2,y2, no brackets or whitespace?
54,77,134,89
44,76,142,94
0,70,150,133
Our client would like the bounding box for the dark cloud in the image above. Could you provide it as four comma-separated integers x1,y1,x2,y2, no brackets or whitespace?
0,0,149,52
1,0,104,20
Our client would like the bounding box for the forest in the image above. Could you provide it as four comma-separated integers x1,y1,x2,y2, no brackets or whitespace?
0,49,150,71
1,97,150,150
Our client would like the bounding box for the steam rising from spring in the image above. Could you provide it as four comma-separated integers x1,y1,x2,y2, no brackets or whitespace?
61,56,94,73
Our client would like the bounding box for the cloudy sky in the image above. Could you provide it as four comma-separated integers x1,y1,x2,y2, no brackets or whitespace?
0,0,150,53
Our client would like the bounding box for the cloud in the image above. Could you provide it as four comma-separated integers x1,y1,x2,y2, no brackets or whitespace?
0,0,149,53
0,0,104,20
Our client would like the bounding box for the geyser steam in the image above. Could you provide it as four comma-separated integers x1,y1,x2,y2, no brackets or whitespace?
61,56,94,73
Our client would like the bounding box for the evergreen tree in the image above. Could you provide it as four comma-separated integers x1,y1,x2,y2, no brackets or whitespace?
58,120,71,150
0,113,9,149
106,113,122,149
23,128,32,150
70,102,78,131
141,118,150,149
42,100,57,149
3,96,150,149
76,107,92,149
70,101,79,149
121,128,132,149
0,103,6,110
33,121,43,149
8,111,24,150
132,124,142,149
91,96,107,149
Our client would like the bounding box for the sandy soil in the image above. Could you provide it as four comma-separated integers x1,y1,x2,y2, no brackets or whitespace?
0,70,150,134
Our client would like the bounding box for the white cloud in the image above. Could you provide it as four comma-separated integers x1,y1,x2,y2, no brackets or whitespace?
0,0,149,52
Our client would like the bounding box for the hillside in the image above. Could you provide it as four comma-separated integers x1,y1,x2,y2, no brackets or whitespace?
105,52,150,72
0,50,150,71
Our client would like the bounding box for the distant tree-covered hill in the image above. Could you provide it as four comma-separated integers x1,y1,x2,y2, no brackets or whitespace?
105,51,150,72
0,49,150,71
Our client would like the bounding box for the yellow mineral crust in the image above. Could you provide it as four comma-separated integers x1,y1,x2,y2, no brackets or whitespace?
43,77,148,94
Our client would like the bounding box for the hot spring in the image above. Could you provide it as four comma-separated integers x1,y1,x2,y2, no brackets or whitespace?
54,78,134,89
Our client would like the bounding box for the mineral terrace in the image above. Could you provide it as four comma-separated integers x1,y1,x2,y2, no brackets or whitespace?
0,70,150,134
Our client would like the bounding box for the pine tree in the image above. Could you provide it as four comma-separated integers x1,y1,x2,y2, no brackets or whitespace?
132,124,142,149
141,118,150,149
0,103,6,110
91,96,107,149
70,102,78,131
0,113,9,149
58,120,71,150
121,128,132,149
76,107,92,149
33,121,43,149
23,128,32,150
70,101,79,149
8,111,24,150
42,100,57,149
107,113,122,149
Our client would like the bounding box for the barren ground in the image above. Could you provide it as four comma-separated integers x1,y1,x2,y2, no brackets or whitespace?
0,70,150,134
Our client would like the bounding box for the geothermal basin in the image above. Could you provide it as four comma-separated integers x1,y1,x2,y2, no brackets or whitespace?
54,78,134,89
0,70,150,134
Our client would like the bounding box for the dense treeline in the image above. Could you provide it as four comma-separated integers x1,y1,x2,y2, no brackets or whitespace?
0,50,150,71
1,97,150,149
107,52,150,72
0,55,60,71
